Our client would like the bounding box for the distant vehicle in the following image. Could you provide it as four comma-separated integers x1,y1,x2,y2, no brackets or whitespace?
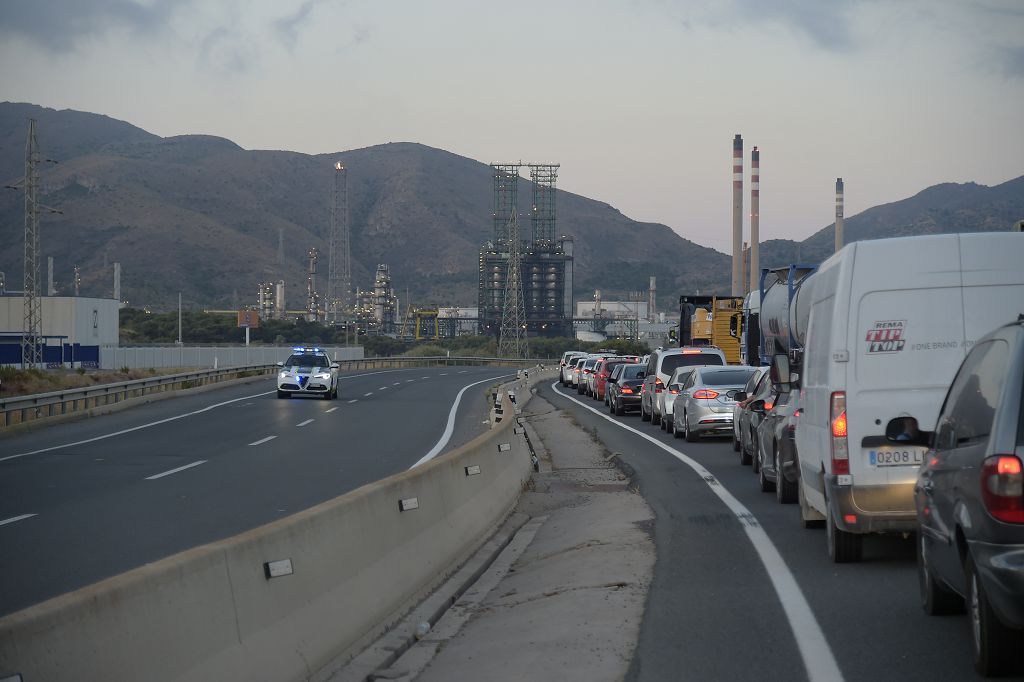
559,351,587,386
729,290,762,367
593,356,640,401
733,366,768,453
606,363,646,415
658,367,696,436
753,388,801,502
578,356,601,395
276,347,339,399
915,316,1024,676
640,347,726,425
735,370,774,466
569,356,588,389
673,366,758,442
796,232,1024,563
678,295,743,363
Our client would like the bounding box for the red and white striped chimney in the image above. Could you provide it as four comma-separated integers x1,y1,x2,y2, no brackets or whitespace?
750,147,760,294
732,134,743,296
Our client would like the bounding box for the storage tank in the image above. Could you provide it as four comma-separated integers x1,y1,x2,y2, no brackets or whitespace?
758,265,816,362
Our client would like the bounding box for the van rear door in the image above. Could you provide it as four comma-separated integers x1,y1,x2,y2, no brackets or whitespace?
959,233,1024,346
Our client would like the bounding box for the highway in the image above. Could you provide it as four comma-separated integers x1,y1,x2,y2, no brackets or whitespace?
0,366,514,617
544,381,992,682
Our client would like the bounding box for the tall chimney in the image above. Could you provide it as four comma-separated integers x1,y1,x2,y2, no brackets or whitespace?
47,256,55,296
648,276,657,323
750,147,760,294
113,262,121,302
835,178,845,253
732,135,743,296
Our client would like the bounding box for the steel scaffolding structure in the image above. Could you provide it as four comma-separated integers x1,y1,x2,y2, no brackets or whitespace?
497,209,528,358
327,162,350,324
529,164,559,247
492,163,521,248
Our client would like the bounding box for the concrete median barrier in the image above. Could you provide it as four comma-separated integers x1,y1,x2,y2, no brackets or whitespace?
0,370,554,682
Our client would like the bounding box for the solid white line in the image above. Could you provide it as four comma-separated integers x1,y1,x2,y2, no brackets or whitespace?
347,399,358,404
296,419,314,427
145,460,207,480
410,373,515,469
0,513,36,527
550,382,845,682
249,436,276,446
326,407,339,413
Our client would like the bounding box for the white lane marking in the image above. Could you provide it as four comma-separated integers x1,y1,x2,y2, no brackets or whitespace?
411,374,514,469
326,407,339,413
457,370,467,374
364,392,373,397
249,436,277,446
145,460,207,480
393,382,402,386
406,379,415,383
379,386,388,391
550,382,845,682
0,513,36,527
347,399,358,404
421,376,429,379
296,419,314,427
440,373,448,376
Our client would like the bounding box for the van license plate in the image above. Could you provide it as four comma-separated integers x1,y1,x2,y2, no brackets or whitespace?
869,448,924,467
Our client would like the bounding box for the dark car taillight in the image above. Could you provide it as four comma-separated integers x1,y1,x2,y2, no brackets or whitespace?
981,455,1024,524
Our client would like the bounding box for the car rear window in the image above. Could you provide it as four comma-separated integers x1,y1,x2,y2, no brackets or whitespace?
700,368,757,386
621,365,644,379
661,353,724,375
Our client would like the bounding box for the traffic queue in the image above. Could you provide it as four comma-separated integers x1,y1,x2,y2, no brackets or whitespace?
556,231,1024,677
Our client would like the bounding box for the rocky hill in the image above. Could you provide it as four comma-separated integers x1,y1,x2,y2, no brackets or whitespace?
0,102,1020,312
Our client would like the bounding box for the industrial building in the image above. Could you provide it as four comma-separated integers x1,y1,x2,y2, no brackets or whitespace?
478,164,573,339
0,296,119,367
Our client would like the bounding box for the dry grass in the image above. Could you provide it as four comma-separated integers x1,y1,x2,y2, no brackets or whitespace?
0,367,195,398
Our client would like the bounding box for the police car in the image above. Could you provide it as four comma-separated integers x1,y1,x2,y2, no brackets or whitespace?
276,347,339,399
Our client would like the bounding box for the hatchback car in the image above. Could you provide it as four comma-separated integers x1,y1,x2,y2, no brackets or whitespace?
735,370,775,465
593,356,640,401
606,363,646,415
277,347,339,399
673,366,759,442
915,317,1024,676
754,390,802,502
658,368,696,435
733,367,769,453
640,347,727,425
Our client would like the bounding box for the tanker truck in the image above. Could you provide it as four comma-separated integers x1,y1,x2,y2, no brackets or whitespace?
758,265,817,367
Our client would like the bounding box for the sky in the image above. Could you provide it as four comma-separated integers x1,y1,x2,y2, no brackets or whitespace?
2,0,1022,252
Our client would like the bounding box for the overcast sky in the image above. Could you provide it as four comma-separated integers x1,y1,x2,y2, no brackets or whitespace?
2,0,1022,251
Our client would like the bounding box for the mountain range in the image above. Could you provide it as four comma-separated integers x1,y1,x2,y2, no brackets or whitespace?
1,102,1022,313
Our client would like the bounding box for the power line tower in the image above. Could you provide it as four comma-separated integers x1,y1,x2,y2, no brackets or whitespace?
497,209,528,359
327,162,350,324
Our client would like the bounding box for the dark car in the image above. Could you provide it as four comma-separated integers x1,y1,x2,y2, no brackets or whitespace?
606,363,645,416
735,370,774,467
594,356,640,402
754,389,801,503
915,317,1024,676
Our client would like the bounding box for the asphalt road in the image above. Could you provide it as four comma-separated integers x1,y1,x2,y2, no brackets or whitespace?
0,366,513,617
543,381,1018,682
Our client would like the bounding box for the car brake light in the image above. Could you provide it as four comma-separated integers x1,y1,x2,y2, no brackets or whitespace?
654,378,664,393
693,390,719,400
981,455,1024,523
764,401,774,411
682,349,701,354
669,388,679,394
830,391,849,475
621,387,634,394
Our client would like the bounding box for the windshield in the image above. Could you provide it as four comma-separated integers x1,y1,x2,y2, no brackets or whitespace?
286,354,329,368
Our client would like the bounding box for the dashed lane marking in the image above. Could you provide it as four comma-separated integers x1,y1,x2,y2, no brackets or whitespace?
348,399,358,404
0,514,36,527
326,407,339,413
145,460,207,480
249,436,276,446
296,419,314,427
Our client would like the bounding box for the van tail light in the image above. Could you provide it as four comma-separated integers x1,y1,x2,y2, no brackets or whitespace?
981,455,1024,523
655,378,664,393
693,390,719,400
830,391,849,476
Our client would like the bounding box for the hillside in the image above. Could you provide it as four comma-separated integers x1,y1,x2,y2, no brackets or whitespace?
0,102,1021,313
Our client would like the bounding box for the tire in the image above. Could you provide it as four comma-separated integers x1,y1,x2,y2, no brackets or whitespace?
826,498,863,563
967,553,1019,676
665,417,674,435
277,390,287,399
775,446,798,504
752,434,761,474
758,449,775,492
918,533,964,616
732,433,741,452
684,413,699,443
739,430,752,466
652,410,661,426
673,419,683,439
615,401,625,417
641,401,651,422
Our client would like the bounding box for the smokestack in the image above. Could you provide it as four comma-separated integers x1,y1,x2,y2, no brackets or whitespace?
835,178,845,253
113,262,121,302
732,135,743,296
749,147,759,294
47,256,55,296
275,280,285,320
648,276,657,323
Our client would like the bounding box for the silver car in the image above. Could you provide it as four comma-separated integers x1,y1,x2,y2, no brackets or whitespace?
657,367,696,435
672,366,759,442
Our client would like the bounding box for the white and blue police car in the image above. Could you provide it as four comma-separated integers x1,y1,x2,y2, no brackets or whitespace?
276,347,339,399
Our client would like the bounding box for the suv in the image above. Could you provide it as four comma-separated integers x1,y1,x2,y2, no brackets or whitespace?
915,317,1024,675
640,347,726,425
277,347,339,399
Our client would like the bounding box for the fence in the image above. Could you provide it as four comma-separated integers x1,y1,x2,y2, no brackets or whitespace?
100,345,365,370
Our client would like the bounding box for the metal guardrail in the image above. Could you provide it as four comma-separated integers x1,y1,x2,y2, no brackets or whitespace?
0,356,555,428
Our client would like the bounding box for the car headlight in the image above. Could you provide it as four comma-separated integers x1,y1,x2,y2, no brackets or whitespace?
314,372,331,379
279,371,289,378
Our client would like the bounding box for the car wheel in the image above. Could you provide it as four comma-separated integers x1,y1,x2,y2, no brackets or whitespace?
752,435,761,474
673,417,684,438
641,402,651,422
918,533,964,616
615,401,625,417
739,431,752,466
665,417,674,435
775,447,798,504
732,433,741,452
277,390,287,399
826,497,863,563
684,413,699,443
967,552,1018,676
758,449,775,492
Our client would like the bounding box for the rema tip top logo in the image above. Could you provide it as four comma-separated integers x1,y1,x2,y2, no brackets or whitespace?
866,320,906,353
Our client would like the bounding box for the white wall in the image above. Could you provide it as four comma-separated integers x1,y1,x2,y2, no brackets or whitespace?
0,296,119,346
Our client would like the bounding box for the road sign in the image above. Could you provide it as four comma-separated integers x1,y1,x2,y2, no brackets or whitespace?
238,309,260,329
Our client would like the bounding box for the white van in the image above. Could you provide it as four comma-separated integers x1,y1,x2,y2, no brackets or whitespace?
794,232,1024,562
